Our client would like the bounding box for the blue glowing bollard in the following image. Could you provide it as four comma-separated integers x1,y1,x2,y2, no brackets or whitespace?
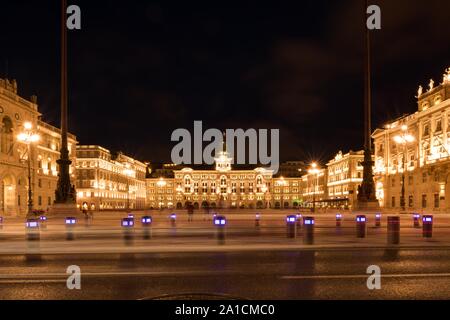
356,215,367,238
26,219,40,241
141,216,152,225
65,217,77,241
141,216,152,239
375,213,382,228
39,216,47,230
214,216,227,226
122,217,135,244
413,213,421,228
127,213,135,225
122,217,135,228
422,215,433,238
286,215,297,238
214,215,227,244
127,213,135,226
170,213,177,227
65,217,77,225
336,214,343,227
303,217,315,244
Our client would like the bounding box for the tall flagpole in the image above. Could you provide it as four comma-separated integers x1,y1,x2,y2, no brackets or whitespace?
357,0,379,209
54,0,76,208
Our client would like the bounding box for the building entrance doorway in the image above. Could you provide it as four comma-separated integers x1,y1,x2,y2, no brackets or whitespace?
1,175,16,216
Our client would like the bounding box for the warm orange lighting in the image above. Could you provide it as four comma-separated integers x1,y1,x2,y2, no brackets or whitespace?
17,128,40,144
394,133,415,145
24,122,32,130
157,178,167,188
308,162,321,175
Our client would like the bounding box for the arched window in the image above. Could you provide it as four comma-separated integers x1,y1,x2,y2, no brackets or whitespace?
184,176,191,186
257,176,263,185
220,176,227,186
1,116,13,155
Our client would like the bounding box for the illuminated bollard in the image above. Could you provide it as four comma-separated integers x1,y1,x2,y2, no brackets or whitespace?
127,213,135,223
303,217,315,245
387,216,400,245
26,219,40,241
169,213,177,236
214,215,227,245
127,213,135,225
356,215,367,238
422,215,433,238
170,213,177,228
0,216,3,230
65,217,77,241
286,215,297,239
39,216,47,230
255,213,261,228
375,213,382,228
336,214,343,227
141,216,152,239
296,214,303,229
413,213,421,228
122,217,135,245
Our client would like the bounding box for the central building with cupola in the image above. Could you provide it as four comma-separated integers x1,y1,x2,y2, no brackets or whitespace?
147,144,276,209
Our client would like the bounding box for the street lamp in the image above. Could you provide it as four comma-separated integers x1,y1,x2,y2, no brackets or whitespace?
393,125,415,211
276,177,288,210
308,162,321,213
156,177,167,188
156,178,167,209
17,122,40,217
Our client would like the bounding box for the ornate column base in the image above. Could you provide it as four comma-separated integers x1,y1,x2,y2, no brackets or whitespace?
49,203,81,218
355,200,380,211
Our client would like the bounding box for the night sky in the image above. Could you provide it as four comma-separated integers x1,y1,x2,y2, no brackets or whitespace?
2,0,450,165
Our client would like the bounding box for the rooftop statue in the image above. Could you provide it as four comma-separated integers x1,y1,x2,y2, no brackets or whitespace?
417,85,423,97
444,68,450,83
429,79,435,91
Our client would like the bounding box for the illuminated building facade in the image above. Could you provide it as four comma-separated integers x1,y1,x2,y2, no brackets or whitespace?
373,68,450,211
75,146,147,211
147,148,276,209
326,150,367,209
301,165,327,209
0,78,77,216
272,176,303,209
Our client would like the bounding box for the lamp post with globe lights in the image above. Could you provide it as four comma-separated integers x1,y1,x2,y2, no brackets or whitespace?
276,177,288,209
308,163,321,213
17,122,40,217
393,125,415,211
156,177,167,209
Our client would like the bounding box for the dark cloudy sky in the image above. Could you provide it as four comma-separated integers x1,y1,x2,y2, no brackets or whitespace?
1,0,450,165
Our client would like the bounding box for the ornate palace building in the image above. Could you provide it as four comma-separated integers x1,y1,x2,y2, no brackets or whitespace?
147,139,311,210
373,68,450,211
326,150,366,209
147,147,276,209
0,78,77,216
301,164,327,209
75,145,147,211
